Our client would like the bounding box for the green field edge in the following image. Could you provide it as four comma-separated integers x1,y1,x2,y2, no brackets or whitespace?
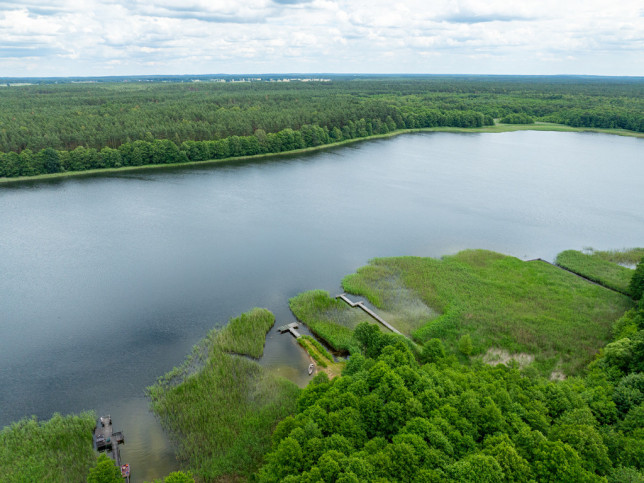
554,263,632,297
2,123,642,184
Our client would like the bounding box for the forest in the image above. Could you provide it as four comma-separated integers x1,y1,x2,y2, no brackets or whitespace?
1,76,643,178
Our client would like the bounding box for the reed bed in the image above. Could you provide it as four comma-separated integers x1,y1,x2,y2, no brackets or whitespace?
582,247,644,266
0,412,97,482
147,308,299,481
556,249,636,294
288,290,363,353
342,250,633,375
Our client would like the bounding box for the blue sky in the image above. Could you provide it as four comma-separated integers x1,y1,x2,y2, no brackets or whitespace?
0,0,642,77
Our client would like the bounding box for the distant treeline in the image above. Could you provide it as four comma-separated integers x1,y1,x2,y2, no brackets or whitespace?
1,76,642,178
0,110,489,178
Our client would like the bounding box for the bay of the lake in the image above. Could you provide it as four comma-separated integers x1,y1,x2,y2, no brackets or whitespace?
1,131,643,481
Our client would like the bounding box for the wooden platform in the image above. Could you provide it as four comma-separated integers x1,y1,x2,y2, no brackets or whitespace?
94,415,129,481
278,322,301,338
336,294,403,335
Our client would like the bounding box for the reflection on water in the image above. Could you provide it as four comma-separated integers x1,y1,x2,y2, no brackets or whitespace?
260,321,318,388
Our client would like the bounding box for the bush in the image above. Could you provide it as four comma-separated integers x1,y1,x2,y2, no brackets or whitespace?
458,334,473,355
87,454,121,483
630,258,644,300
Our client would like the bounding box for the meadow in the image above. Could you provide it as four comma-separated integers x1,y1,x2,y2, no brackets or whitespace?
296,336,346,379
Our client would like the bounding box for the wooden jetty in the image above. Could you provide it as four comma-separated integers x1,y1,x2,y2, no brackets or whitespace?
277,322,301,338
336,294,403,335
94,415,130,482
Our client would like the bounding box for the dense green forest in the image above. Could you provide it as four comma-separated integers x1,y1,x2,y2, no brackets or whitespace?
1,76,643,178
257,301,644,482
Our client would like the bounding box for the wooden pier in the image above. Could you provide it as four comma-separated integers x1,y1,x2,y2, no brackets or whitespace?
336,294,403,335
278,322,301,338
94,415,130,482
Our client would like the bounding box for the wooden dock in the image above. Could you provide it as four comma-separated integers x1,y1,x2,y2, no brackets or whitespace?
336,294,403,335
94,415,129,482
278,322,301,338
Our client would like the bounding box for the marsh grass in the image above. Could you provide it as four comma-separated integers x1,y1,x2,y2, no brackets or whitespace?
556,250,634,294
343,250,632,375
297,337,328,367
343,269,438,336
297,335,337,369
214,307,276,358
0,412,97,482
580,247,644,267
301,335,333,362
288,290,366,352
147,308,299,481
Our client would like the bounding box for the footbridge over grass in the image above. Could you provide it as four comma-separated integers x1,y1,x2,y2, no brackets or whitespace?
336,294,403,336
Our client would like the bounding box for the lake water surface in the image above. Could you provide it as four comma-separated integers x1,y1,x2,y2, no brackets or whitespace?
1,131,643,480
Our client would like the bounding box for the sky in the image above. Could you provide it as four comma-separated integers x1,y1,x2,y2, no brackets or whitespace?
0,0,642,77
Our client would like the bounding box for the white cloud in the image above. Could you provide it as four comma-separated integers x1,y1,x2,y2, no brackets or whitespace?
0,0,641,75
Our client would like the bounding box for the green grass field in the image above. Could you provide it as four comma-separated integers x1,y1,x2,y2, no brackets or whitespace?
0,412,97,482
147,308,300,481
342,250,633,375
556,250,635,295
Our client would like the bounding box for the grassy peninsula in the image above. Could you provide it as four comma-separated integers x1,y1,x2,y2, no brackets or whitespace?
147,308,300,481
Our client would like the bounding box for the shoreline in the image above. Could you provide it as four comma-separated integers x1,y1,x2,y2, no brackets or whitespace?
1,123,642,185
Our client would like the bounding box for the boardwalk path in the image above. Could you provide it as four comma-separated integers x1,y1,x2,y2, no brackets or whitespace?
336,294,403,336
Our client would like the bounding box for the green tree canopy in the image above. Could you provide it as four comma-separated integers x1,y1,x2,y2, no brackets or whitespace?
87,454,121,483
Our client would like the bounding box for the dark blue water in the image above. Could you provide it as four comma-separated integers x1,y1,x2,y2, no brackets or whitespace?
1,131,642,480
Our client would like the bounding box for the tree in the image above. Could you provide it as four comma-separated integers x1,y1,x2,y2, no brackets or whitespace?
354,322,383,359
421,339,446,363
87,454,121,483
630,257,644,300
448,453,505,482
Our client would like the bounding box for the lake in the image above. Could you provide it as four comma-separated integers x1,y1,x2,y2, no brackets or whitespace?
1,131,643,480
